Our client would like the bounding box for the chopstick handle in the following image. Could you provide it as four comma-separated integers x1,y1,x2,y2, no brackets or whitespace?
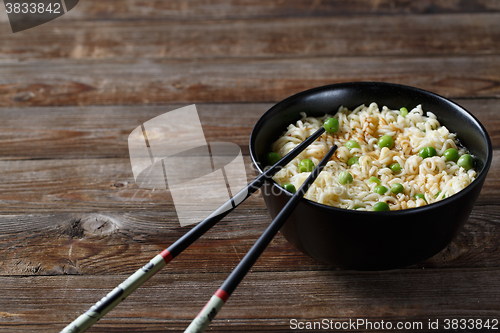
60,251,172,333
184,144,338,333
60,127,326,333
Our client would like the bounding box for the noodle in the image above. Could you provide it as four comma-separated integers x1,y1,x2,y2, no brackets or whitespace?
271,103,476,211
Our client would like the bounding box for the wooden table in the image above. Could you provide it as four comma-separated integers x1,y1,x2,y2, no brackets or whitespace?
1,1,499,332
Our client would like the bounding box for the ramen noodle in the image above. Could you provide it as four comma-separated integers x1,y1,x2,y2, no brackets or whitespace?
271,103,476,211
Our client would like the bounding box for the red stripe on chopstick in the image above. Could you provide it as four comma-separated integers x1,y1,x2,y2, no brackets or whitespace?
214,289,229,303
196,289,229,317
159,249,173,263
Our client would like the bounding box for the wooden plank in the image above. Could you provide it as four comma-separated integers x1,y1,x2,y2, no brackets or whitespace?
0,99,497,160
1,56,499,107
0,155,252,212
0,200,499,276
0,1,497,331
0,103,266,159
458,99,500,150
0,147,497,213
68,0,500,21
30,0,500,22
1,268,499,332
1,13,498,61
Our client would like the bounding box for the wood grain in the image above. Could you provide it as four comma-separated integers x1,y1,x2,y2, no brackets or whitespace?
1,13,498,61
0,149,497,213
0,202,499,277
1,268,499,332
6,0,499,30
0,2,499,332
52,0,500,21
0,99,497,160
0,103,497,275
0,103,265,159
1,56,500,107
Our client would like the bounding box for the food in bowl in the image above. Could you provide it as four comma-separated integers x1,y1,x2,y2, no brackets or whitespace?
250,82,492,269
270,102,476,211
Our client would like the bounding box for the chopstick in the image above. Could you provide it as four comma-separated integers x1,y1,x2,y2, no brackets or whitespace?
60,126,326,333
183,144,338,333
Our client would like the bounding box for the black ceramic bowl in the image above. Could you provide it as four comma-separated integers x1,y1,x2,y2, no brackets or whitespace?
249,82,492,270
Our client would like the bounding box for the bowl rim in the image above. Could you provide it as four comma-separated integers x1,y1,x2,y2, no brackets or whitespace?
249,81,493,216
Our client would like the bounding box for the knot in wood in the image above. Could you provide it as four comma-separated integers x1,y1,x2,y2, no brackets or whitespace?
80,214,120,236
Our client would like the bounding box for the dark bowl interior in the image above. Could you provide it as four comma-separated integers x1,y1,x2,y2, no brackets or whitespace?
249,82,492,270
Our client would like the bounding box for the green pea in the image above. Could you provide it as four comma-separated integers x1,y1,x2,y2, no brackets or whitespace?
378,135,394,149
345,140,360,149
391,183,404,194
400,107,408,117
418,146,437,159
339,171,353,185
374,185,388,195
428,147,437,157
354,205,363,210
443,148,459,162
457,154,474,170
282,183,296,193
373,202,390,211
389,162,402,173
324,118,339,133
266,152,281,166
415,193,427,203
348,156,359,166
369,176,381,184
298,159,315,172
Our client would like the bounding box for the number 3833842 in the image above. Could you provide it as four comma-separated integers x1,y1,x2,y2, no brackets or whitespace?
5,2,61,14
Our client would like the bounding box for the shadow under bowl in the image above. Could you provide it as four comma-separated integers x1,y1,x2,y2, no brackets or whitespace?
249,82,492,270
